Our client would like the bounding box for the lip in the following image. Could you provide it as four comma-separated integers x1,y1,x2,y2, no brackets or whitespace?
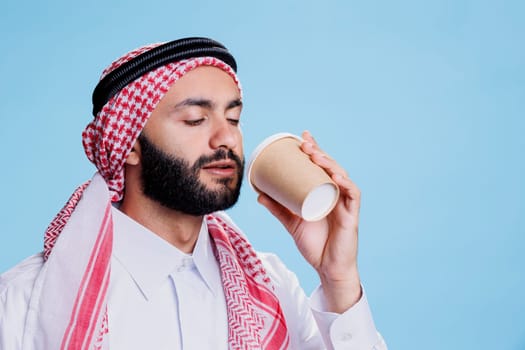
201,160,238,176
202,160,237,169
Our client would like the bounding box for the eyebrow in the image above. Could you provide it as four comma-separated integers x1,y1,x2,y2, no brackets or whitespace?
174,98,213,110
174,98,243,111
226,99,243,110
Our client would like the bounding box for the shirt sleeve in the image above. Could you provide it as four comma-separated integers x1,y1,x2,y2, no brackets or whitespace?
259,252,387,350
310,285,387,350
0,254,44,350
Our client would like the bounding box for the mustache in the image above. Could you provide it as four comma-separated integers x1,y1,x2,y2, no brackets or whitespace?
192,149,244,171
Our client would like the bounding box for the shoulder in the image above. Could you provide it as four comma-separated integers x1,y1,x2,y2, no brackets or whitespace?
0,253,44,301
257,252,287,274
257,252,301,290
0,254,43,349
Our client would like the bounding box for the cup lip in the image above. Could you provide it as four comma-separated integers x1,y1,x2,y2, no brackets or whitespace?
246,132,303,192
301,182,339,221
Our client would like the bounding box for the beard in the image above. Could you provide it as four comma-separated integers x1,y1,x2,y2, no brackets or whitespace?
138,134,244,216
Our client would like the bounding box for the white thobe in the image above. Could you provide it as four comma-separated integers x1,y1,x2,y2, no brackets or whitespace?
0,207,387,349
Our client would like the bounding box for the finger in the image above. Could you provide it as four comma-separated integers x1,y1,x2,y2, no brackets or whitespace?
301,131,355,197
301,131,332,160
307,149,349,181
300,132,346,177
333,173,359,195
333,173,361,213
302,130,315,144
302,130,323,151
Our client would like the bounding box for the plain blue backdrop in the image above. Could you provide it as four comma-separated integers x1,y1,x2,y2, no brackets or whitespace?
1,0,523,349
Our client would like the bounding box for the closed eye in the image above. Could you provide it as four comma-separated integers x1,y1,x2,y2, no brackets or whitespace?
184,118,206,126
227,118,240,126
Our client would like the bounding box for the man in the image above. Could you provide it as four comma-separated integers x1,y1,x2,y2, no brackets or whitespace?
0,37,387,349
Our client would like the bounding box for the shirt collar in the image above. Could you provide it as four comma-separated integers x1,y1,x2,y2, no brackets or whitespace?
111,207,222,300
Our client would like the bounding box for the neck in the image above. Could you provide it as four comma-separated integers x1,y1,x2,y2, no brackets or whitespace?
120,195,204,254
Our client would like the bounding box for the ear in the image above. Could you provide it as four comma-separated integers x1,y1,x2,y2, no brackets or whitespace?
125,139,141,165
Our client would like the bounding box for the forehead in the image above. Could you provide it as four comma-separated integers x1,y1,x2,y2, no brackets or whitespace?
163,66,241,101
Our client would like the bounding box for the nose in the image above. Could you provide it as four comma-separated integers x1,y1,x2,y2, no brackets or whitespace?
209,118,238,150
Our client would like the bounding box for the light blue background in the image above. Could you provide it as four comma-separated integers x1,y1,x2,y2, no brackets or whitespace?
1,1,523,349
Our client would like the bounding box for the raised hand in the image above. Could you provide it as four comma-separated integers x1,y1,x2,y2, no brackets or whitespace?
257,131,363,313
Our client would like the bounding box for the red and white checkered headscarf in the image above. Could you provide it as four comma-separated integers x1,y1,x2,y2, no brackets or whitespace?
38,42,289,350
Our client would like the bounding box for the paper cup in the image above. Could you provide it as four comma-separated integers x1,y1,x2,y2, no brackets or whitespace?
247,132,339,221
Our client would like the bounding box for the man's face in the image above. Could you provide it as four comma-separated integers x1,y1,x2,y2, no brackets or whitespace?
137,66,244,215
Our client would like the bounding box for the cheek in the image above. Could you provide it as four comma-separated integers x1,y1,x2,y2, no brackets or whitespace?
174,147,201,166
236,129,244,154
152,126,199,158
151,134,201,166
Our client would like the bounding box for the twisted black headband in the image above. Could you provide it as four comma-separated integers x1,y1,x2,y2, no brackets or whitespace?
91,37,237,116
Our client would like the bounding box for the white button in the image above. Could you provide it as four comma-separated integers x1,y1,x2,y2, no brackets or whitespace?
176,257,194,272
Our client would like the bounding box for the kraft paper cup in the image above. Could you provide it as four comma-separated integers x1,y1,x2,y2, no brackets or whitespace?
247,132,340,221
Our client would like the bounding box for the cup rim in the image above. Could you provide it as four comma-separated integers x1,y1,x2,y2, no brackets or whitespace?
246,132,302,192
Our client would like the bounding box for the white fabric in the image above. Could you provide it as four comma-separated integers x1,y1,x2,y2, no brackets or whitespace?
0,208,387,350
25,174,112,350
